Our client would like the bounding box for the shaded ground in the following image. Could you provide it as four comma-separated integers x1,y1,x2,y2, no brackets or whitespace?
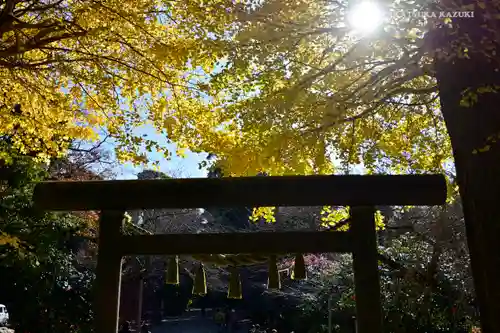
152,310,250,333
152,316,219,333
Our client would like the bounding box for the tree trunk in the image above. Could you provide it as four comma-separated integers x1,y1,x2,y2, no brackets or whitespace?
432,4,500,332
136,276,144,333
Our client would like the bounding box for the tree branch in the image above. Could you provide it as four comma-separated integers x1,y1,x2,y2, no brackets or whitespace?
0,30,88,58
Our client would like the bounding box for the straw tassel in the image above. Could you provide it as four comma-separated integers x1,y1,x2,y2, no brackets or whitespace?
267,255,281,290
165,256,179,285
192,263,207,296
292,253,307,280
227,266,243,299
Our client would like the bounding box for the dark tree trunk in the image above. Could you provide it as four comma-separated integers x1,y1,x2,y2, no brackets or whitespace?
432,3,500,332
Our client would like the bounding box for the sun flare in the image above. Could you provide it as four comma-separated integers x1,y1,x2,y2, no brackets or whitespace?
347,1,384,34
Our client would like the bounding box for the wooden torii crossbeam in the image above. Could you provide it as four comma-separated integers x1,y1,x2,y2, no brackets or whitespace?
33,174,446,333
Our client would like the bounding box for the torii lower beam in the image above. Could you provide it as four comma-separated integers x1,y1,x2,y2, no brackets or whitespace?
119,231,353,255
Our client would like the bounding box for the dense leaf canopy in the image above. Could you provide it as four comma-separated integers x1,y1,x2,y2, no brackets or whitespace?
0,0,231,163
1,0,457,175
200,0,452,177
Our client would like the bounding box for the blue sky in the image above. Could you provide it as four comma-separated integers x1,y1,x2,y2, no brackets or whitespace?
94,124,208,180
114,144,207,179
109,64,222,179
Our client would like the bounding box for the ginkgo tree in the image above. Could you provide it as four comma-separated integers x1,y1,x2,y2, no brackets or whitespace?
163,1,499,331
166,0,497,331
0,0,233,163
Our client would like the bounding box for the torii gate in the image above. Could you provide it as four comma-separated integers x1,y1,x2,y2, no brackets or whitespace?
33,174,446,333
